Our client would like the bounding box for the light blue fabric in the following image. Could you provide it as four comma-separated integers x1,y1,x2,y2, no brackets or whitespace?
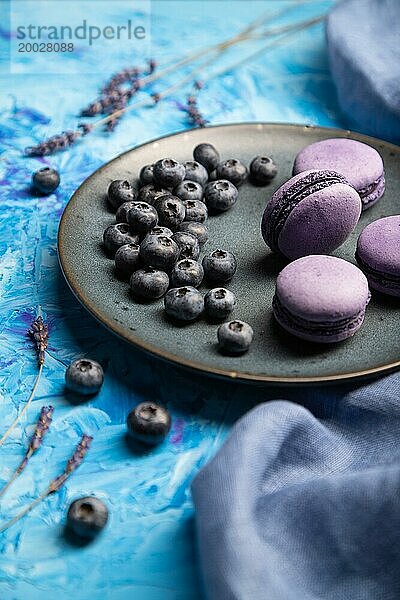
327,0,400,143
192,372,400,599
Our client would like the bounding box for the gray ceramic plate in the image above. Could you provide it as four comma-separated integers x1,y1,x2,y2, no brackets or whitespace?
58,123,400,384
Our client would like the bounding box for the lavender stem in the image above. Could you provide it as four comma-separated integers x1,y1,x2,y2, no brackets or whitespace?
0,434,93,533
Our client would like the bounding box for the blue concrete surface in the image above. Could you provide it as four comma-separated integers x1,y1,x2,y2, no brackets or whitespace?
0,2,339,598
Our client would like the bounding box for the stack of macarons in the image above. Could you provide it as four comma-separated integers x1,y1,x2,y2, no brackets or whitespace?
261,137,398,344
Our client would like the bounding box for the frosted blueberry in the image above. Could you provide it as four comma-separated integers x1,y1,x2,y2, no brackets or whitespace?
204,179,238,213
171,259,204,287
202,249,237,283
65,358,104,395
193,143,220,173
127,402,171,445
217,320,253,354
164,286,204,321
130,267,169,300
204,288,236,320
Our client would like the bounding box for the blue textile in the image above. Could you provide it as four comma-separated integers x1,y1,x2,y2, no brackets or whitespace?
327,0,400,143
192,372,400,599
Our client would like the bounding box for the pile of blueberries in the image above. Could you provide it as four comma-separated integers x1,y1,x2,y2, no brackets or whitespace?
103,143,277,355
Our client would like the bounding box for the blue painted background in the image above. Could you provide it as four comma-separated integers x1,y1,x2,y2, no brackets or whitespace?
0,1,345,598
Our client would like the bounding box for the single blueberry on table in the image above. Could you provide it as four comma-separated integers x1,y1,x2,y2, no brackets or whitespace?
107,179,137,210
164,286,204,321
183,160,209,186
193,143,220,173
202,249,237,283
127,202,158,234
114,243,140,276
249,155,278,185
204,287,236,320
127,402,171,445
182,198,208,223
153,195,186,230
174,180,204,203
65,358,104,395
66,497,108,540
172,231,200,260
32,166,60,195
153,158,185,189
115,200,137,223
138,183,169,205
216,159,248,187
140,234,179,271
204,179,238,213
139,164,154,185
130,267,169,300
171,258,204,287
179,221,209,246
217,320,253,355
103,223,139,257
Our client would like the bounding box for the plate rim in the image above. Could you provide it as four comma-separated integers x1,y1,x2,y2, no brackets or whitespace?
58,122,400,385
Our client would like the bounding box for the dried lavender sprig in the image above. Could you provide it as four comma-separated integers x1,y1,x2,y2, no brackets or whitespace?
0,314,49,448
0,406,53,499
0,434,93,533
28,315,48,366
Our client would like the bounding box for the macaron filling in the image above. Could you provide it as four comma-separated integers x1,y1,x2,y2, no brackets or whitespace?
266,170,348,251
355,250,400,293
358,172,386,208
272,294,368,339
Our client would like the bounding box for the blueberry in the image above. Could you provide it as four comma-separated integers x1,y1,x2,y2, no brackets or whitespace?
183,161,208,186
171,259,204,287
217,320,253,354
32,167,60,195
174,180,204,202
216,159,248,187
164,286,204,321
172,231,200,260
145,225,173,239
65,358,104,395
139,164,154,185
127,202,158,234
204,179,238,213
115,243,140,276
138,183,169,205
107,180,137,210
139,234,179,271
127,402,171,445
67,497,108,540
202,249,237,283
115,200,137,223
182,199,208,223
249,156,278,185
179,221,209,246
153,158,185,189
193,143,220,173
153,195,186,230
130,267,169,299
204,288,236,320
103,223,139,257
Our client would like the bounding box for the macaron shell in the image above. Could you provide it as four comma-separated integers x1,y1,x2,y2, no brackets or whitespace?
275,255,370,322
357,216,400,275
277,182,361,260
292,138,384,197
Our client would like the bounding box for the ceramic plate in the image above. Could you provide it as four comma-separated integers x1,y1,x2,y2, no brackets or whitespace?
58,123,400,384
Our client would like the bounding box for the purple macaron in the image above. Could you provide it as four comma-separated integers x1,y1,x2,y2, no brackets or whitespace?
261,169,361,260
292,138,385,210
273,255,370,343
356,215,400,297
